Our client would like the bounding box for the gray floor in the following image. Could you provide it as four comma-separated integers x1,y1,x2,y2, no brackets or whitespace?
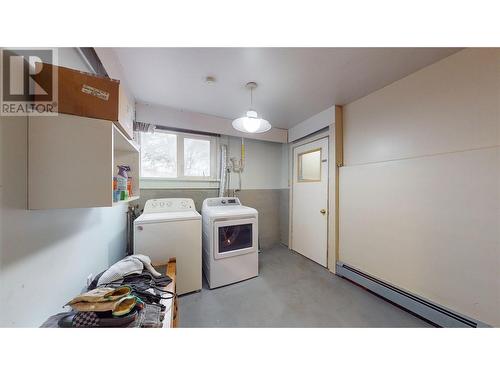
179,245,432,327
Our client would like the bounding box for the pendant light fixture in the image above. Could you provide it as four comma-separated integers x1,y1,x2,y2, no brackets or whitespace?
232,82,272,134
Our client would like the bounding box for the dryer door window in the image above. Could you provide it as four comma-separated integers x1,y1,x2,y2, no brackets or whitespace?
213,218,257,259
218,223,253,253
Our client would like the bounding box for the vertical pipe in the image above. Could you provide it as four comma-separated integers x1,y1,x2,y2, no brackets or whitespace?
219,144,227,197
238,137,245,193
241,137,245,172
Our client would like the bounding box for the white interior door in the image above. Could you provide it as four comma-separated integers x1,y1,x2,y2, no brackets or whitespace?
292,137,329,266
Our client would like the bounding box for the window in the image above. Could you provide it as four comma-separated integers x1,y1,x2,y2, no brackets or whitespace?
184,137,211,177
297,148,321,182
141,132,177,178
140,130,217,181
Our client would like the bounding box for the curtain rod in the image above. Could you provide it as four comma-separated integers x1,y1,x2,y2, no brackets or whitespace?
149,123,221,138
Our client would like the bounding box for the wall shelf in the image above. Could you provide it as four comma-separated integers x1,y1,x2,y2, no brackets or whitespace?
112,196,140,206
28,113,140,209
114,125,139,153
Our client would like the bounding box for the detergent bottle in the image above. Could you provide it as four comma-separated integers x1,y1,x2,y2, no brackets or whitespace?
116,165,131,192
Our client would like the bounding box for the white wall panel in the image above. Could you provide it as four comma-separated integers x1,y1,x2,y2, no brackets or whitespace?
344,49,500,166
340,147,500,326
340,48,500,326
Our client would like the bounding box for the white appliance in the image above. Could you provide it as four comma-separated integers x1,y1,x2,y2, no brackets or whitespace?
202,197,258,289
134,198,202,295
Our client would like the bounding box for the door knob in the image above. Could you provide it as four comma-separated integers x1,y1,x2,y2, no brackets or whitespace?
320,209,326,215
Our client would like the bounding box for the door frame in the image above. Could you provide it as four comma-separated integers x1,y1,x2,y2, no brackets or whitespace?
288,107,342,273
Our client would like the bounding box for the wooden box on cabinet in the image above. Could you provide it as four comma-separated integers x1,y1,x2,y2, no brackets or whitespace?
34,63,135,140
34,63,119,121
28,113,139,210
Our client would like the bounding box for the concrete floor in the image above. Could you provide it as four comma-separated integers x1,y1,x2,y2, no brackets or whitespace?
179,245,432,327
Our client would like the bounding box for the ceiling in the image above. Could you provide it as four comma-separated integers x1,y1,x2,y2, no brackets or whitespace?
114,48,461,129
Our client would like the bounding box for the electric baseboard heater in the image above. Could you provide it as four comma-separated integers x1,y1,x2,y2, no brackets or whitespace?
336,262,489,328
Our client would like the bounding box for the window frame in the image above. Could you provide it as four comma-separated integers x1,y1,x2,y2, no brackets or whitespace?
139,129,218,183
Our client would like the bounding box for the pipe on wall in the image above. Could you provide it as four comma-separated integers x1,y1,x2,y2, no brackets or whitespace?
219,144,228,197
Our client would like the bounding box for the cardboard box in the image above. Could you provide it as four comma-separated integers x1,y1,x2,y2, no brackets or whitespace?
34,62,120,122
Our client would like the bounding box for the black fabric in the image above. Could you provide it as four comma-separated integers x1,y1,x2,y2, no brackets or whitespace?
57,310,139,328
73,312,100,327
123,272,173,307
88,270,106,290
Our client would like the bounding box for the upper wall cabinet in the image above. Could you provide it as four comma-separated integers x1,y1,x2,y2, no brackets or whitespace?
28,113,139,210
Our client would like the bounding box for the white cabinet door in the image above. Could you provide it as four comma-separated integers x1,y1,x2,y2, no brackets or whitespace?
28,114,113,209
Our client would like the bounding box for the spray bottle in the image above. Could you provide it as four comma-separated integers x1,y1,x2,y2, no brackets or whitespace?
116,165,131,200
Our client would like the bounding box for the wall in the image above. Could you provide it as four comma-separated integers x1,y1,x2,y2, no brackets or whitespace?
279,143,290,245
135,92,290,247
340,48,500,326
288,105,334,142
138,136,290,248
227,136,285,190
136,102,288,143
226,136,287,247
0,48,128,327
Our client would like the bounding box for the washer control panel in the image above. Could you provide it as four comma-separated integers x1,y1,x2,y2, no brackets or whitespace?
143,198,196,213
205,197,241,207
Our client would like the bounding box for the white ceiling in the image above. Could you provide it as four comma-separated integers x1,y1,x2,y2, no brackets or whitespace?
114,48,460,129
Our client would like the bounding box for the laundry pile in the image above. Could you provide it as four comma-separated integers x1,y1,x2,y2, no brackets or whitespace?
60,285,140,327
42,255,174,328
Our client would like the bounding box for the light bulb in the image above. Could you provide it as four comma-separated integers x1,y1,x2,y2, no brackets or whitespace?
243,117,261,133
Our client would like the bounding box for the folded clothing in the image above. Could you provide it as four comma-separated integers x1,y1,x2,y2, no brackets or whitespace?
69,294,137,316
90,271,173,328
41,257,173,328
95,254,161,287
131,304,163,328
66,285,137,317
65,286,131,305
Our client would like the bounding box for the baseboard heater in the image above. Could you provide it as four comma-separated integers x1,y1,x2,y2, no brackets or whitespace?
336,262,489,328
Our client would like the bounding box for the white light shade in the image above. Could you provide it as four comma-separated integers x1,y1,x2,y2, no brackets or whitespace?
232,110,272,133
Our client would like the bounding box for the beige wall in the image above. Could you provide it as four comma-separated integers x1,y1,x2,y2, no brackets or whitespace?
340,48,500,326
138,135,290,249
138,188,285,249
227,137,286,190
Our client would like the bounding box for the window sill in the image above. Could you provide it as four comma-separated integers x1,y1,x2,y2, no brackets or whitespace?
140,178,220,190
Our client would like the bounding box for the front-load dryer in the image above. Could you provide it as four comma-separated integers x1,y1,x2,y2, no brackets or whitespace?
202,197,258,289
134,198,201,295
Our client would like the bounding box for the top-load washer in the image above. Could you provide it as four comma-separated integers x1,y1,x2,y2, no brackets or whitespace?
134,198,201,295
202,197,258,289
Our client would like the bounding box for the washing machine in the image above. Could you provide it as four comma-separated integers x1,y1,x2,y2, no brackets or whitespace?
134,198,201,295
202,197,258,289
